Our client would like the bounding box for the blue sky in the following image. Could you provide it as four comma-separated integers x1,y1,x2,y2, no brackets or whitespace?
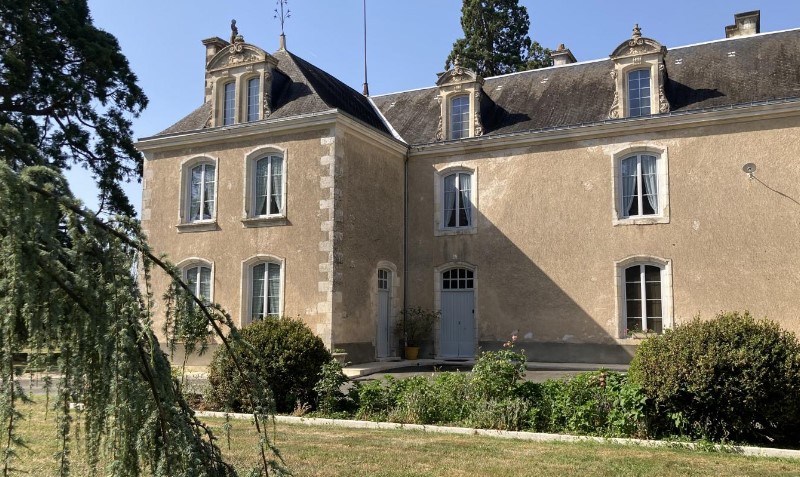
72,1,800,213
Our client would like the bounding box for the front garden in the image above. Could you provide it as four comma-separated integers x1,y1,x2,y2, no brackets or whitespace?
205,311,800,450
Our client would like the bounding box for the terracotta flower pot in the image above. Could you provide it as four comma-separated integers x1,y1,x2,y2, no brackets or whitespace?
404,346,420,360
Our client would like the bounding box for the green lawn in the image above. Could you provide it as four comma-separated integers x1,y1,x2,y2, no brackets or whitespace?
9,399,800,476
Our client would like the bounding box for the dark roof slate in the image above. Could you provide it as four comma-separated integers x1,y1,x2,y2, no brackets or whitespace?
155,49,389,137
372,29,800,145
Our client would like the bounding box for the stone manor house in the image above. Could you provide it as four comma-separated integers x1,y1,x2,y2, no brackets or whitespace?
137,11,800,364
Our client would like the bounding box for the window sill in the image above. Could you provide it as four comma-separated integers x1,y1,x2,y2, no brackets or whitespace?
176,221,219,233
612,216,669,226
241,216,288,228
434,226,477,237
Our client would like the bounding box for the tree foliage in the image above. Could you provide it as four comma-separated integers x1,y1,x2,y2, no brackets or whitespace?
0,1,284,475
445,0,551,77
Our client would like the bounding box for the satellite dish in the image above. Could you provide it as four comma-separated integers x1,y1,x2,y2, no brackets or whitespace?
742,163,757,174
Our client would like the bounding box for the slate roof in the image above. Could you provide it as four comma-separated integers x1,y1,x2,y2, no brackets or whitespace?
154,29,800,144
373,29,800,145
155,49,389,137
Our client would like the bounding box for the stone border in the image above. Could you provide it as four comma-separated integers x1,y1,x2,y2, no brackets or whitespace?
195,411,800,460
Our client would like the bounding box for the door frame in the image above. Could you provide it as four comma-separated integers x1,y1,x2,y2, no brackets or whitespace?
375,261,400,359
434,262,478,359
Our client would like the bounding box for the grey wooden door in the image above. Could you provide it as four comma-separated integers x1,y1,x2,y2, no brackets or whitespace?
439,268,475,358
376,269,391,358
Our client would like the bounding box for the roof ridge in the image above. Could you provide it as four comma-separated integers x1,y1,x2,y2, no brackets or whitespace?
277,50,324,104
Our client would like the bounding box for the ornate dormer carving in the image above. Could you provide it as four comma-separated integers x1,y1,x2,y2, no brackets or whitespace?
608,24,669,119
434,57,485,141
202,21,279,127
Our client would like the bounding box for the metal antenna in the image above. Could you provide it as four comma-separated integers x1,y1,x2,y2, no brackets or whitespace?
362,0,369,96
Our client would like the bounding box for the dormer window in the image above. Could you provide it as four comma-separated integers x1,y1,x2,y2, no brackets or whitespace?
627,69,651,117
435,58,485,142
223,82,236,125
450,95,470,140
202,24,278,128
609,25,669,119
246,77,260,122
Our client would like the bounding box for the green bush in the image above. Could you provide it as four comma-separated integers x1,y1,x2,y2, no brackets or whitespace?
207,317,331,413
628,312,800,445
314,358,353,414
469,347,526,401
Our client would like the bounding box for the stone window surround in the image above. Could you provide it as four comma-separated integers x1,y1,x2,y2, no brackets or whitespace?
433,164,478,236
608,28,669,120
176,155,219,233
610,144,670,226
240,254,286,328
214,72,264,126
176,257,215,303
433,261,479,359
373,260,401,359
241,144,289,228
614,255,673,339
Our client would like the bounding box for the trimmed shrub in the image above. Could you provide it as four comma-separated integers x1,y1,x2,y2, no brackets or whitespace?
207,317,331,413
628,312,800,445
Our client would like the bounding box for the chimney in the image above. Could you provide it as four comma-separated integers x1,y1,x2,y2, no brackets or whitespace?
725,10,760,38
551,44,577,66
202,37,230,64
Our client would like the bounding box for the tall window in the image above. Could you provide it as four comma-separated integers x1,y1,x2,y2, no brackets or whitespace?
627,69,651,117
253,155,284,216
223,81,236,125
624,264,662,334
443,172,472,228
621,154,658,218
450,95,470,139
185,265,212,302
251,262,281,320
246,77,260,122
189,163,215,222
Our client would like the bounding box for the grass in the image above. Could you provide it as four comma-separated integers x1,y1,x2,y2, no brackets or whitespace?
8,398,800,476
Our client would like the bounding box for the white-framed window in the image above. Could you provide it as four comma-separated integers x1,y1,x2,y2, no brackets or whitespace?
250,261,282,321
442,267,474,290
222,81,236,125
443,171,472,229
624,264,663,334
188,162,216,222
185,264,212,302
627,69,651,118
378,269,390,291
615,256,673,338
621,154,658,218
253,155,284,217
612,146,669,225
450,95,470,140
246,77,260,122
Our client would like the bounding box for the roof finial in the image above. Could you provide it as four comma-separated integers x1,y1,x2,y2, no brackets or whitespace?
453,54,461,68
632,23,642,40
275,0,290,49
557,43,566,51
230,19,238,44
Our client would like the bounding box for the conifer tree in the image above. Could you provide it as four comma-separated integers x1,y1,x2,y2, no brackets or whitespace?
445,0,551,77
0,1,283,475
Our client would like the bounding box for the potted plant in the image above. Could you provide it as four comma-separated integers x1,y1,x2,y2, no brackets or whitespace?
394,307,438,360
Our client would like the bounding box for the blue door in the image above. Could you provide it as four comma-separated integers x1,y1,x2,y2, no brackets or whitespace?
376,269,391,358
439,268,475,358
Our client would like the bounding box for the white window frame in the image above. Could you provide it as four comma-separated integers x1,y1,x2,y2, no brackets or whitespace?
222,80,236,126
242,146,288,227
614,256,673,339
626,68,652,118
611,145,669,226
449,94,470,140
177,257,214,303
434,166,477,236
241,254,285,327
177,156,219,232
243,74,261,123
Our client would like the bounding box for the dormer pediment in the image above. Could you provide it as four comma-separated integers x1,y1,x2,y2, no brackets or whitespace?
436,65,484,87
610,36,666,59
207,42,276,72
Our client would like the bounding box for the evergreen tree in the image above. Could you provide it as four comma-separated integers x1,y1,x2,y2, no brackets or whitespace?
0,1,283,475
445,0,551,77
